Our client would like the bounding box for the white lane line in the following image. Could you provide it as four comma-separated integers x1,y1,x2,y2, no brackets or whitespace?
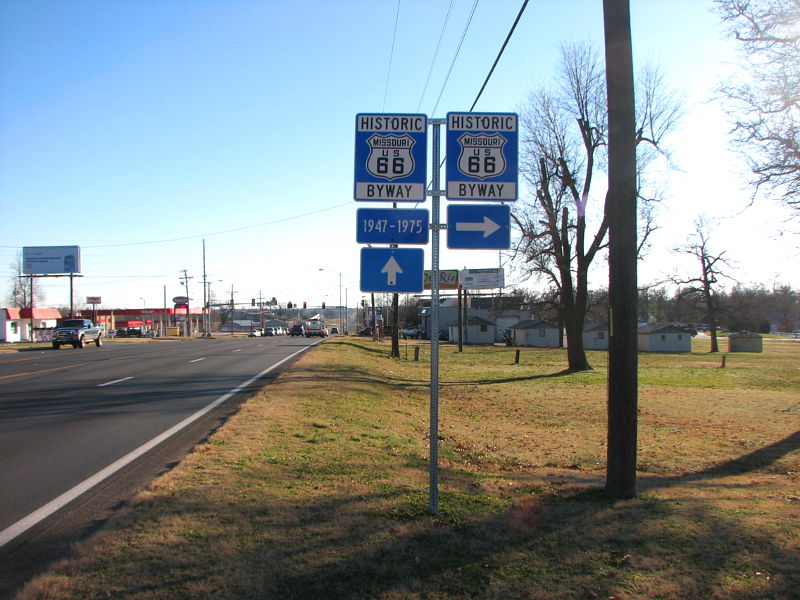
232,348,242,352
0,341,322,549
189,358,206,363
97,376,133,387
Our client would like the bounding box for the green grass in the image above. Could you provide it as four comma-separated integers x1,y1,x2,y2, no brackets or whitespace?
16,336,800,600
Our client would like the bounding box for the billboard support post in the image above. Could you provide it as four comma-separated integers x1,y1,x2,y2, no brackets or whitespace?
30,276,35,341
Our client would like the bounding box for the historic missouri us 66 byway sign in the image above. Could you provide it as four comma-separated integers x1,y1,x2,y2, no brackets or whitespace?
354,113,427,202
446,112,518,201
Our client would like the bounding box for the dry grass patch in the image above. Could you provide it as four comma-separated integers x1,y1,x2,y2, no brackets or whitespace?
16,337,800,600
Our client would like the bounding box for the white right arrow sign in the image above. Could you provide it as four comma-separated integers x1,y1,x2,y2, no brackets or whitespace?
455,216,501,238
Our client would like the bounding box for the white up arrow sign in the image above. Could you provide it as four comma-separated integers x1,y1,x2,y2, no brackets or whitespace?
455,215,501,238
381,255,403,286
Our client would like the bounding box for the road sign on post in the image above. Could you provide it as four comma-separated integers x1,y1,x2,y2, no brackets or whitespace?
360,247,424,293
460,267,505,290
354,113,428,202
356,208,430,244
445,112,518,201
447,204,511,249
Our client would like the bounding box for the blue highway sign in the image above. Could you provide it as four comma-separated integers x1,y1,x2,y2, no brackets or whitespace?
354,113,428,202
356,208,429,245
447,203,511,250
446,112,518,201
360,247,424,293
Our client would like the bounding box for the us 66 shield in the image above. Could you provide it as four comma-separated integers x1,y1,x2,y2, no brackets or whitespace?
354,113,427,202
446,112,518,201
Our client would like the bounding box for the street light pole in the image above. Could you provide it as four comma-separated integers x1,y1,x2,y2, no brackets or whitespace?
180,270,193,337
318,268,343,333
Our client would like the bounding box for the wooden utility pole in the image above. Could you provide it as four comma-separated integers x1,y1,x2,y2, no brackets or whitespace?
603,0,639,499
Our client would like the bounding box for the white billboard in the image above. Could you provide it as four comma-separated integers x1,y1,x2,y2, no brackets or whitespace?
22,246,81,275
460,267,504,290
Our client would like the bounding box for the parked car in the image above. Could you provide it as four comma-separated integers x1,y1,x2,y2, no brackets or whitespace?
264,327,276,336
248,329,261,337
357,327,372,336
401,327,423,339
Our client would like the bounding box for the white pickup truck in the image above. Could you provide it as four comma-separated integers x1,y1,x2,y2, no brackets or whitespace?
53,318,103,349
306,320,328,338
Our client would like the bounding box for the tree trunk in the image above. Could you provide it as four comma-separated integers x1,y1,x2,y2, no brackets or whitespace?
564,311,590,371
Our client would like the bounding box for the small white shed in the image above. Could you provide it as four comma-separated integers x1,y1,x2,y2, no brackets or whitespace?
510,320,560,348
637,324,691,353
583,322,609,350
448,316,496,345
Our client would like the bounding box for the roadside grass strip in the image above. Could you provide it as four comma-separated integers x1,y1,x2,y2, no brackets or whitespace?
16,338,800,600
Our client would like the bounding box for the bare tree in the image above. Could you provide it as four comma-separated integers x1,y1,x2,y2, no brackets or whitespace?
672,217,736,352
512,42,681,371
716,0,800,210
4,251,47,307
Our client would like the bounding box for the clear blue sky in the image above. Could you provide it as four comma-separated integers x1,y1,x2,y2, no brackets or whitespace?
1,0,796,312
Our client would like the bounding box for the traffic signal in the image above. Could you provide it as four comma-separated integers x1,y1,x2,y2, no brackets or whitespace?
287,301,293,309
322,302,326,309
303,301,307,309
251,298,255,306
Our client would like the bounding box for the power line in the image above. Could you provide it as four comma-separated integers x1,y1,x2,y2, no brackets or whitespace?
0,202,351,250
416,0,456,113
416,0,529,202
382,0,402,112
430,0,480,117
469,0,529,111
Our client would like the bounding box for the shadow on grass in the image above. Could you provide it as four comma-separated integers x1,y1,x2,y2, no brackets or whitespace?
27,471,798,600
278,362,577,391
644,429,800,489
324,339,393,356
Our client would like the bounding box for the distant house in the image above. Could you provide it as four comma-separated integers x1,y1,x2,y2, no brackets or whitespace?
637,324,691,353
447,316,496,345
263,319,289,330
510,320,560,348
583,322,609,350
1,307,62,343
220,319,258,332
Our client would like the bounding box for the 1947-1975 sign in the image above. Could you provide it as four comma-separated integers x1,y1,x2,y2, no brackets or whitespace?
354,113,428,202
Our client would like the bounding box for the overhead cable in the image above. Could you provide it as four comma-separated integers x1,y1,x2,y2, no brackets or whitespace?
382,0,402,112
430,0,480,116
469,0,529,111
416,0,456,113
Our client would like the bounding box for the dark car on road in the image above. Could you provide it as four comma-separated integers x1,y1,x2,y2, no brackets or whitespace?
289,324,307,336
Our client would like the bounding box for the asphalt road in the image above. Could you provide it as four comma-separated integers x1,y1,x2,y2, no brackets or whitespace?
0,334,319,597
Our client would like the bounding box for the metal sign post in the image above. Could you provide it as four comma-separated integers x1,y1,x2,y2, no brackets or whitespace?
354,112,516,518
428,118,445,516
